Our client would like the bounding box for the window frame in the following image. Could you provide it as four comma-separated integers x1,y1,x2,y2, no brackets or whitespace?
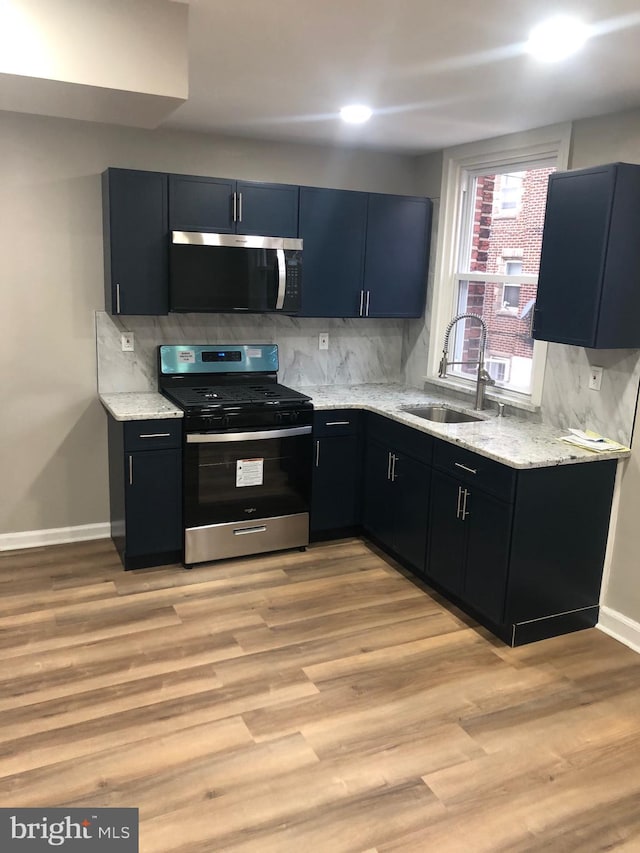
427,123,571,409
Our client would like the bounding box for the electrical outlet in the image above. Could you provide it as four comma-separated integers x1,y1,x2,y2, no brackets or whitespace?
588,366,603,391
319,332,329,350
121,332,135,352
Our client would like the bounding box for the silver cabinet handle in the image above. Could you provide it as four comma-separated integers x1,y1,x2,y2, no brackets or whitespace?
275,248,286,309
116,283,121,313
359,290,364,316
315,439,320,467
456,485,462,519
237,191,243,223
365,290,370,317
325,421,350,426
138,433,171,439
387,451,392,481
128,455,133,486
454,462,477,475
187,425,312,443
461,488,470,520
232,191,237,222
390,453,397,482
233,525,267,536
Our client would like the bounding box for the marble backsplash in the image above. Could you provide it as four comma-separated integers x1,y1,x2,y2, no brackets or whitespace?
96,311,405,393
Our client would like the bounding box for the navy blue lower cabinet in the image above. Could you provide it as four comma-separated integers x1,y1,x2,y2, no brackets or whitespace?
425,440,617,646
361,414,432,573
426,469,510,626
310,410,361,536
107,417,182,570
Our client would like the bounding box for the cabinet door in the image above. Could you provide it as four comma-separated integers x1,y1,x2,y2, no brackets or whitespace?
391,453,430,572
534,166,614,347
463,490,511,625
125,449,182,557
311,434,360,532
362,438,394,550
298,187,367,317
237,181,299,237
364,194,431,318
169,174,235,233
102,169,169,315
426,470,466,595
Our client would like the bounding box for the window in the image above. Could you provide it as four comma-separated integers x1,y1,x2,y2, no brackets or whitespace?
486,357,510,383
428,124,571,405
494,172,524,217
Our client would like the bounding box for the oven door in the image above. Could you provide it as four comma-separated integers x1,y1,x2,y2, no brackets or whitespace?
183,424,312,564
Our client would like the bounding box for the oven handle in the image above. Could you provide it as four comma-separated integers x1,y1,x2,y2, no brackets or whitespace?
186,425,312,443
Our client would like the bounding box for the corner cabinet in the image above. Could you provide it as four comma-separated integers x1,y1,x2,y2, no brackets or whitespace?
310,410,361,536
299,188,432,318
107,417,182,570
102,168,169,315
534,162,640,348
168,174,299,238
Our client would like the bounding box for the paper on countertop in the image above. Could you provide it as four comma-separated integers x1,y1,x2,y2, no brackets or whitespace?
558,428,630,453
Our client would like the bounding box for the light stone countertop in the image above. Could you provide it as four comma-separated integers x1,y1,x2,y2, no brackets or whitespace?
294,383,631,470
100,392,183,422
99,384,631,470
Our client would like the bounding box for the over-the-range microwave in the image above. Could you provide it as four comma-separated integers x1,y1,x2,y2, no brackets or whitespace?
169,231,302,314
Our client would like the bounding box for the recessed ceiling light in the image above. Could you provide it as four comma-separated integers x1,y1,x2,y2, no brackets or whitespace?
526,15,590,62
340,104,372,124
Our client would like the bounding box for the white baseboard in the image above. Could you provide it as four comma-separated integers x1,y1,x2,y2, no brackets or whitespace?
0,523,111,552
598,605,640,654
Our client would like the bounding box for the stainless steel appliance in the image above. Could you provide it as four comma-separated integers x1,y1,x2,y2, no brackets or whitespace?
169,233,302,313
159,344,313,566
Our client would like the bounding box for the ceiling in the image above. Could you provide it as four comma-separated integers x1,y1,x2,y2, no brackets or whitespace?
161,0,640,154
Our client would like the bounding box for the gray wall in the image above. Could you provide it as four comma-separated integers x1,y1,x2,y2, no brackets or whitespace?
0,110,418,536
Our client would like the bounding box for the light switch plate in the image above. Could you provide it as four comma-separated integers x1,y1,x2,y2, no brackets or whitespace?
121,332,135,352
319,332,329,350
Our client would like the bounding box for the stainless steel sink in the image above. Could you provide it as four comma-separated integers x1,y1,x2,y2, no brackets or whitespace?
400,405,483,424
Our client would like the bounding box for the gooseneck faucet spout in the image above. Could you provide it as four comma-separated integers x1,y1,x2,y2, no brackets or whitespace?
438,313,495,411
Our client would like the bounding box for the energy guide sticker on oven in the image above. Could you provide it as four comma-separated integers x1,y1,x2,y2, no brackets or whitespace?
178,349,196,363
236,458,264,487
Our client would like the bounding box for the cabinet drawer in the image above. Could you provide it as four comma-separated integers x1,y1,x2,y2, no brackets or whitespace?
433,441,515,503
313,409,360,436
366,413,433,464
124,419,182,451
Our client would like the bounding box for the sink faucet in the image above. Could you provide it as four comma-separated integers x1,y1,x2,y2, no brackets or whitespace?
438,313,496,411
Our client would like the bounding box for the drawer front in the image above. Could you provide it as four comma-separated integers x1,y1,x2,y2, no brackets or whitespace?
124,419,182,451
433,440,515,502
366,412,433,465
314,409,360,437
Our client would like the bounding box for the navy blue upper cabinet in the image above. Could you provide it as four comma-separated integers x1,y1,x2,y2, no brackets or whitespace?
169,174,299,237
298,187,431,318
298,187,368,317
364,193,432,318
534,162,640,348
102,168,169,315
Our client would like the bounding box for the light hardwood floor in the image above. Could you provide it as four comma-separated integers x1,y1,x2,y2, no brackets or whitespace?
1,537,640,852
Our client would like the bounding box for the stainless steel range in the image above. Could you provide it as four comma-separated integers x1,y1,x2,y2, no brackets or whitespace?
159,344,313,567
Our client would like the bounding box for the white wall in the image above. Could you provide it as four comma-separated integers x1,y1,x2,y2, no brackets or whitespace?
0,110,419,538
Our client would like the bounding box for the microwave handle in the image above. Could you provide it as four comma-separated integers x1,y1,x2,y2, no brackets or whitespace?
275,248,286,309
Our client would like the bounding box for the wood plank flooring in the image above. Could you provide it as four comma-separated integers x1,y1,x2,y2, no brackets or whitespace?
1,537,640,851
